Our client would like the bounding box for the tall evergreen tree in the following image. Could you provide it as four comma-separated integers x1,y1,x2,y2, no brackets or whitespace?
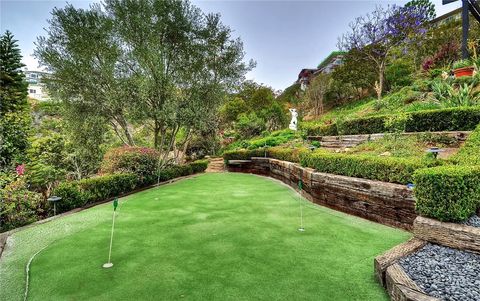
0,30,31,169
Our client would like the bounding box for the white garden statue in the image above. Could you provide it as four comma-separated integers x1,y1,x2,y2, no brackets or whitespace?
289,108,298,131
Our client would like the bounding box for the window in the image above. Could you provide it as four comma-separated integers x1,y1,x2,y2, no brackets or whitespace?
29,89,36,94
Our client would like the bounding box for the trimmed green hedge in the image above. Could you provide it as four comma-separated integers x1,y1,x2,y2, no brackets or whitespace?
304,123,338,137
340,116,386,135
190,159,209,173
301,151,438,184
54,160,208,214
305,107,480,136
268,147,309,163
223,148,438,184
54,173,138,213
405,107,480,132
414,166,480,222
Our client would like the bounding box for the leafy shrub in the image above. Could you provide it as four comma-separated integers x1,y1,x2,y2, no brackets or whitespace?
451,123,480,166
247,130,298,149
414,165,480,222
0,171,16,189
0,179,44,232
385,60,413,89
54,182,85,213
300,150,439,184
100,146,160,185
190,160,209,173
422,41,460,71
303,123,338,137
33,100,62,116
235,112,266,138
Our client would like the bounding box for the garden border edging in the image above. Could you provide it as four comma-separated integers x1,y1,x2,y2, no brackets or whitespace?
413,216,480,254
226,157,416,229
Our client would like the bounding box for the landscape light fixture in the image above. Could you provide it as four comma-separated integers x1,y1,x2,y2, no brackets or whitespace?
47,196,62,216
426,147,444,159
308,145,317,152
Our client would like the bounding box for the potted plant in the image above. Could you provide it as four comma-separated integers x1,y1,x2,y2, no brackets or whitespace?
453,59,474,78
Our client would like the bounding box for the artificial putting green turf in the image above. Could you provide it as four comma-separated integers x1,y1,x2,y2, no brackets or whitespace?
0,173,411,301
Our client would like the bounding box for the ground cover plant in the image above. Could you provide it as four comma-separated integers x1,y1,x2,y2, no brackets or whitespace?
0,173,410,301
349,133,460,159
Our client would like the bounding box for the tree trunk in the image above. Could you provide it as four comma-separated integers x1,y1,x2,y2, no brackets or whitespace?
118,116,135,146
154,120,160,149
377,62,385,100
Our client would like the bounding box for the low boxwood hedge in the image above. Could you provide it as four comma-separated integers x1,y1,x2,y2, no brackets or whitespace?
300,151,438,184
304,123,338,137
190,159,209,173
340,116,387,135
54,173,138,213
405,107,480,132
305,107,480,136
223,148,438,184
414,165,480,222
268,147,309,163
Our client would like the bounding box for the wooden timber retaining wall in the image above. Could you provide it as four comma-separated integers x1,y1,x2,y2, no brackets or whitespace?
226,157,415,230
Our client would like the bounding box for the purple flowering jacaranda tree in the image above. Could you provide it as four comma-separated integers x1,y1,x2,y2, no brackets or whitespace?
338,4,430,100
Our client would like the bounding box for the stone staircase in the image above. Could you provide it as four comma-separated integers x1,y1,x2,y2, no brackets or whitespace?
206,158,225,173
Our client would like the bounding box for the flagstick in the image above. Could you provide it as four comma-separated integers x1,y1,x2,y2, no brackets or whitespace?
298,197,305,232
297,180,305,232
103,199,118,268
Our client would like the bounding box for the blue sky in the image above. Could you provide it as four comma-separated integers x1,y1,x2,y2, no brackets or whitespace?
1,0,461,90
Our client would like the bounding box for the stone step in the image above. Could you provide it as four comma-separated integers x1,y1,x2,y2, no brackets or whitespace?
206,158,225,173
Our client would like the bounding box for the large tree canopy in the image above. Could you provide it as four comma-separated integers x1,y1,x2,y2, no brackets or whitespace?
35,0,253,167
0,31,30,169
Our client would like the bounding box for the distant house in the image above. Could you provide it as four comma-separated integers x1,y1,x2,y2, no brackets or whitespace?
297,51,345,90
317,51,346,74
430,1,480,26
297,68,321,91
25,70,50,101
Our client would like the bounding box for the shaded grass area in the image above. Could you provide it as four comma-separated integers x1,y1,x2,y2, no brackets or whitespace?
0,173,410,301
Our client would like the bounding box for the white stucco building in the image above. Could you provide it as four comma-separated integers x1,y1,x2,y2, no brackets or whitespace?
25,70,50,101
